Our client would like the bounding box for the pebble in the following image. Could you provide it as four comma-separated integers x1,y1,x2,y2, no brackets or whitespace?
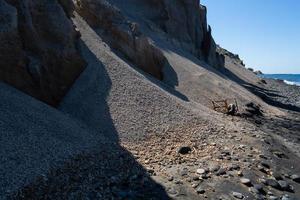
209,164,220,172
216,168,226,176
196,186,205,194
291,174,300,183
253,184,263,192
260,161,270,169
180,168,188,176
259,178,267,184
240,178,251,186
178,146,191,155
228,164,240,171
167,176,174,181
257,164,267,173
278,180,288,190
192,175,199,181
168,187,178,195
196,168,206,174
272,172,283,180
281,194,290,200
266,179,281,190
269,196,278,200
232,191,244,199
237,171,243,176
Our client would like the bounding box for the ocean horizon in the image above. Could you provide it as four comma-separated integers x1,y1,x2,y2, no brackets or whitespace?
260,74,300,86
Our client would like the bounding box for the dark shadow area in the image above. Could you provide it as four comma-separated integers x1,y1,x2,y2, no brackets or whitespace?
9,41,170,199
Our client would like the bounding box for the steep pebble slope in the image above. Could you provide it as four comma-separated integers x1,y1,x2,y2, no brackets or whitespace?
59,13,208,141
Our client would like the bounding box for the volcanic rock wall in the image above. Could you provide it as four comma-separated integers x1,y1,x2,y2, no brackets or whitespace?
0,0,85,106
0,0,225,105
73,0,224,80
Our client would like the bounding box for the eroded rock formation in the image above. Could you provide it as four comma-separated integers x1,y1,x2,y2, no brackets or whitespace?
0,0,225,104
73,0,224,80
73,0,166,80
0,0,85,106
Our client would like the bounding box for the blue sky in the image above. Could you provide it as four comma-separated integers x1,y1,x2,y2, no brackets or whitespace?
201,0,300,74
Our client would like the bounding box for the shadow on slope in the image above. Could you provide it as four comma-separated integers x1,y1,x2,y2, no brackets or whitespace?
7,42,169,199
221,67,300,112
152,35,300,112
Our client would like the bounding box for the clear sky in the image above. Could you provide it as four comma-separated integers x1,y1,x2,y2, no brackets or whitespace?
201,0,300,74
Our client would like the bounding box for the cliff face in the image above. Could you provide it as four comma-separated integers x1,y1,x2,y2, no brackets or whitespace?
0,0,85,106
0,0,224,105
147,0,224,68
73,0,224,80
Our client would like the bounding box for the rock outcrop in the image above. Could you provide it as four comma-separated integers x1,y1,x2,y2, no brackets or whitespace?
0,0,85,106
73,0,166,80
153,0,224,68
217,46,245,67
73,0,224,81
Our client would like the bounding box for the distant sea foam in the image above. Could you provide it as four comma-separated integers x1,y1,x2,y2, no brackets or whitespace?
260,74,300,86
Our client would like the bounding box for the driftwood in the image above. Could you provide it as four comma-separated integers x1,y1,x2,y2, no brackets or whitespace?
212,98,239,114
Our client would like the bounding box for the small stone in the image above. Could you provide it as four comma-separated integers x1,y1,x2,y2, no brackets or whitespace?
253,184,263,192
260,161,270,169
281,194,290,200
273,151,285,158
228,164,240,171
196,168,206,174
178,146,191,155
257,164,267,173
168,187,178,195
259,178,267,184
216,168,226,176
266,179,281,190
167,176,174,181
232,191,244,199
278,180,288,190
201,174,209,179
287,184,294,192
180,168,188,176
240,178,251,186
237,171,243,176
249,187,259,194
209,164,220,172
269,196,278,200
291,174,300,183
196,186,205,194
272,172,283,180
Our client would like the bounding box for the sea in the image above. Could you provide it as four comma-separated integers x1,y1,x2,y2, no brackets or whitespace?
260,74,300,86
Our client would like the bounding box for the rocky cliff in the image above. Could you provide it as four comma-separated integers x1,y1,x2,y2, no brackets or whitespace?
73,0,224,80
0,0,85,106
0,0,224,105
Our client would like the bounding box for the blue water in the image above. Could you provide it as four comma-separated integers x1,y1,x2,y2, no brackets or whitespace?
260,74,300,86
